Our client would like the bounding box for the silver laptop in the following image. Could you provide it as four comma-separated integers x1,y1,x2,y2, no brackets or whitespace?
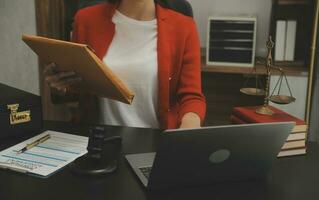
125,122,294,190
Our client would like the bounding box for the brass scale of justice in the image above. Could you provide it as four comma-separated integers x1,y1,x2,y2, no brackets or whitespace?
240,36,296,115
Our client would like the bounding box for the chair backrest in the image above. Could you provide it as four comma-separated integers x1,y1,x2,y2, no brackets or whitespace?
77,0,194,18
157,0,193,18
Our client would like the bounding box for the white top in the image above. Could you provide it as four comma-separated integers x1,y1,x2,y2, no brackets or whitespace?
100,10,159,128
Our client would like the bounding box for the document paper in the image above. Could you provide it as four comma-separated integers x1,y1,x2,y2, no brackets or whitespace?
0,130,88,177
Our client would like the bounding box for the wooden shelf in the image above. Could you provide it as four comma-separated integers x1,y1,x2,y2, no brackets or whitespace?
202,62,308,77
277,0,310,5
201,48,308,76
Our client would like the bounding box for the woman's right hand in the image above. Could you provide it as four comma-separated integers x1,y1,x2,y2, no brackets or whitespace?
43,63,82,94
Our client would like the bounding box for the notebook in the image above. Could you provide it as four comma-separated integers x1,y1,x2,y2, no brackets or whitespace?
0,130,88,178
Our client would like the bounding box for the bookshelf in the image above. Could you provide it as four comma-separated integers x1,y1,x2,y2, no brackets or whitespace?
270,0,314,66
203,0,315,73
202,0,318,125
270,0,318,123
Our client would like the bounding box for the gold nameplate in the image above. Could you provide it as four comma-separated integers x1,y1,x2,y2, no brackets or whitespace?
7,104,31,125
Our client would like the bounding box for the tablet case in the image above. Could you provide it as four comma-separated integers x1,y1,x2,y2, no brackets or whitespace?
22,34,134,104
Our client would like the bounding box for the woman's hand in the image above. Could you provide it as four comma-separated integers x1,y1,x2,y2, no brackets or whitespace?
43,63,82,94
179,112,201,129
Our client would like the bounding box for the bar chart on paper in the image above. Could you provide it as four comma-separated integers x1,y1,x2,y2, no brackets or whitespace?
0,131,88,177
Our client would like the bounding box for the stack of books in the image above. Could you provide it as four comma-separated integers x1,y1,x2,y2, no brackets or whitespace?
230,106,307,158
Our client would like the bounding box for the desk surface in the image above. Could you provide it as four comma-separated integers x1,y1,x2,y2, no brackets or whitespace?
1,121,319,200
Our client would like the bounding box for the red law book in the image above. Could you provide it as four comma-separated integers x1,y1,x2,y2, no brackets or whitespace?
230,114,307,142
232,106,307,133
230,115,246,124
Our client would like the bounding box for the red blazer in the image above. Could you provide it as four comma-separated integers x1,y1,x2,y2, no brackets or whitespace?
73,2,206,129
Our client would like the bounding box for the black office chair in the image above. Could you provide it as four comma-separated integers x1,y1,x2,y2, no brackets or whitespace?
157,0,193,18
76,0,194,18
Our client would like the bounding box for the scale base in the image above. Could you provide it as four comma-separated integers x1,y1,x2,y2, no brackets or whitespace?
69,154,118,176
256,106,274,115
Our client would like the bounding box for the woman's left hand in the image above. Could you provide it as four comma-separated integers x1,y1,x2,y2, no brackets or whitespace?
179,112,201,129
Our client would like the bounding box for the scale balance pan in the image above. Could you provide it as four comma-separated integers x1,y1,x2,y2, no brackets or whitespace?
269,95,296,104
240,88,266,96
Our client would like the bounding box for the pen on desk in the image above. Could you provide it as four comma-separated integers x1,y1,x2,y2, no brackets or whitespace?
17,134,51,154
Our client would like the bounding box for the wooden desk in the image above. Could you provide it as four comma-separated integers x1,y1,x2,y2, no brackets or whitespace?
0,121,319,200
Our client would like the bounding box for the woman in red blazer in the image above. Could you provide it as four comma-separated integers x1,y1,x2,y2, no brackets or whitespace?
45,0,206,129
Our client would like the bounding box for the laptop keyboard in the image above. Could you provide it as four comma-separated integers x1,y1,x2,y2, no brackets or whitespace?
139,166,152,180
